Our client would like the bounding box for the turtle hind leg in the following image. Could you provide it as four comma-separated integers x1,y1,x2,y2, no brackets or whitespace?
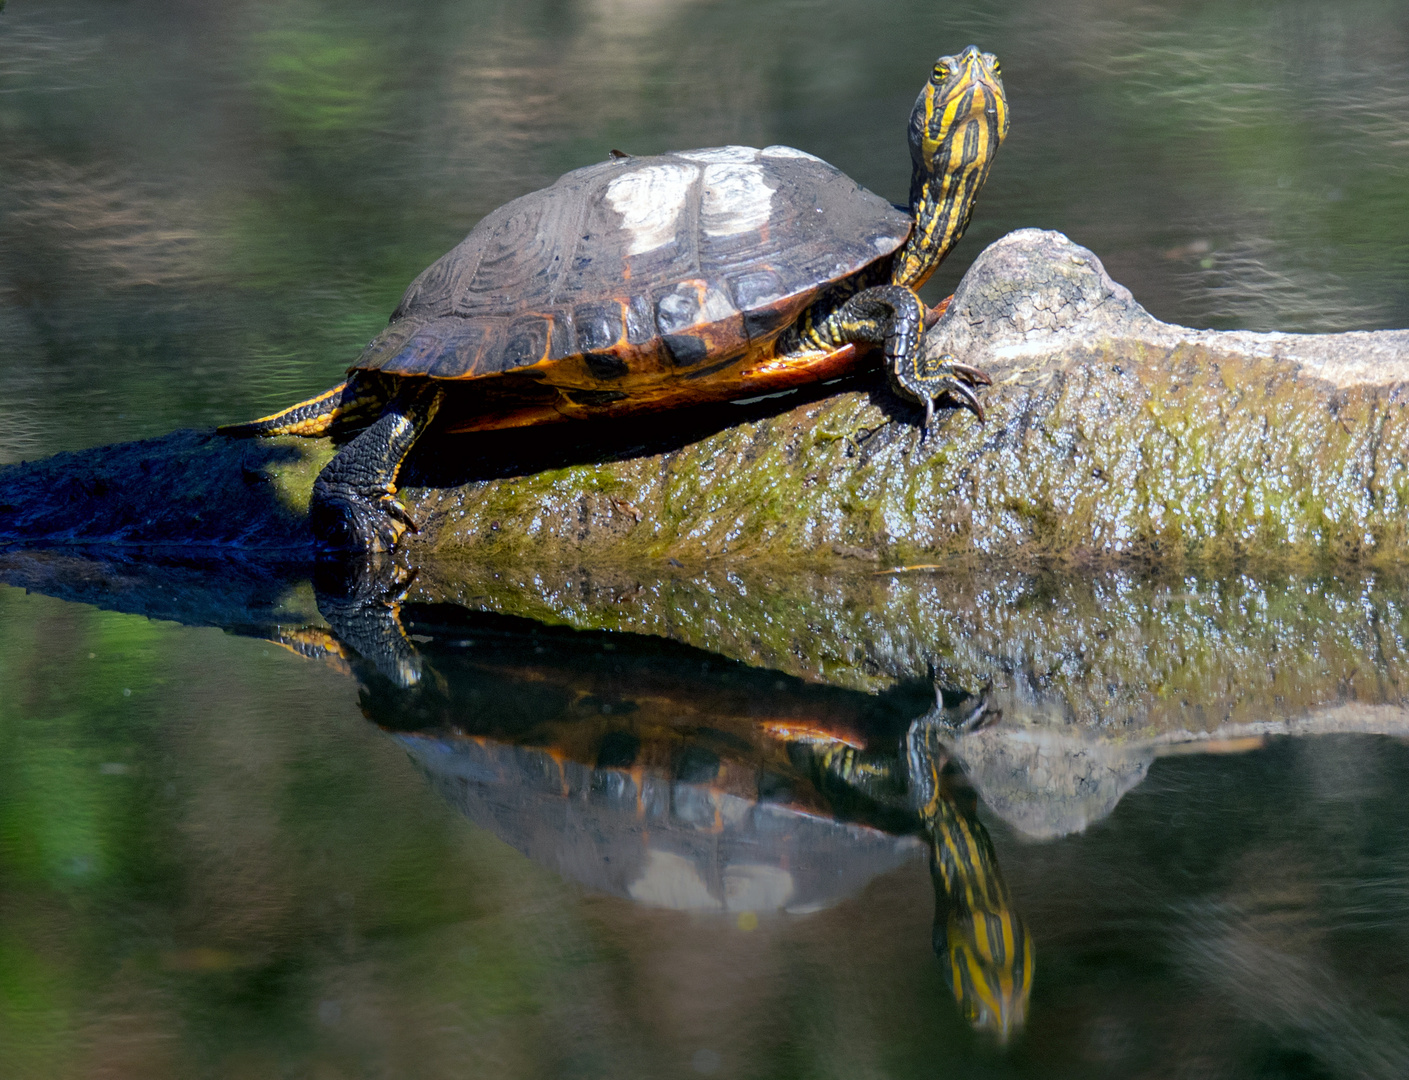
218,374,392,438
310,380,444,554
788,285,990,431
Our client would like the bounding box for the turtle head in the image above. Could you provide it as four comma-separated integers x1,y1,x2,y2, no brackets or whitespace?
893,46,1009,290
911,718,1033,1042
937,903,1034,1042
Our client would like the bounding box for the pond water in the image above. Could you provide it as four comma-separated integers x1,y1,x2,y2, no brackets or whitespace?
5,560,1409,1079
3,0,1409,1076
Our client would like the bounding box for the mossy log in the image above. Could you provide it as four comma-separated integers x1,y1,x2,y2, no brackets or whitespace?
4,228,1407,568
398,228,1409,568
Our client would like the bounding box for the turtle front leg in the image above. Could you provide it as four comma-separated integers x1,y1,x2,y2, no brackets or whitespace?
796,285,990,431
310,380,444,553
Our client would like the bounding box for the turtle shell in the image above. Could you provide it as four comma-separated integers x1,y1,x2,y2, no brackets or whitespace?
352,145,913,388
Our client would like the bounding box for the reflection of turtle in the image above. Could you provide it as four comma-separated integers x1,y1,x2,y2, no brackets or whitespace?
221,48,1008,553
334,603,1033,1038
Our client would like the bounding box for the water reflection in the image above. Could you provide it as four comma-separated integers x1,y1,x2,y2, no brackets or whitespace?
6,552,1409,1071
327,601,1033,1037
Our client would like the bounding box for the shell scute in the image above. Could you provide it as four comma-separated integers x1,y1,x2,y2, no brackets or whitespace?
623,294,657,346
501,316,551,369
660,334,710,368
572,300,627,353
355,146,912,381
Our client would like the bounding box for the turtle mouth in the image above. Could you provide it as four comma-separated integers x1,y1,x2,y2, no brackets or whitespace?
936,48,1007,137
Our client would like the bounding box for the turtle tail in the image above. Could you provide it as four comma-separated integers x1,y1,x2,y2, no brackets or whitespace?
219,376,390,438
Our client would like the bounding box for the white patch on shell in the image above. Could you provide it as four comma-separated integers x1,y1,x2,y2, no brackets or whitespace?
700,163,775,238
674,145,760,163
627,849,722,911
604,163,700,256
762,145,824,162
655,281,736,332
698,286,736,322
724,864,795,912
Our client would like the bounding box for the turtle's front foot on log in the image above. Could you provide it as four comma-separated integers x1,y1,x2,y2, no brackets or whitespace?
310,482,415,555
892,353,992,432
308,382,443,554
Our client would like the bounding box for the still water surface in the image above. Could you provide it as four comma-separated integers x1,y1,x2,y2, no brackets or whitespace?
3,0,1409,1076
6,563,1409,1078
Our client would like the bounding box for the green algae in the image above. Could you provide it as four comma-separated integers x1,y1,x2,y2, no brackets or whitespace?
264,435,335,517
392,333,1409,573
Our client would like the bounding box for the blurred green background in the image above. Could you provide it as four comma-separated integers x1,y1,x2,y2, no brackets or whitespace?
2,0,1408,464
4,1,1409,1076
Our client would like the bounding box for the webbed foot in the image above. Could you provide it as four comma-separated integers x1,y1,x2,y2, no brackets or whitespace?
308,381,443,554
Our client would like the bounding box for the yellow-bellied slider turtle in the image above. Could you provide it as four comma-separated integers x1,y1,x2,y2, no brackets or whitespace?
221,47,1009,553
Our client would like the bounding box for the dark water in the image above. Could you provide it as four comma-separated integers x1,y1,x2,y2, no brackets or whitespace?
4,0,1409,1076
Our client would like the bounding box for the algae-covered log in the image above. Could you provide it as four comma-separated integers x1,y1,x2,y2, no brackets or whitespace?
2,228,1406,565
402,229,1409,567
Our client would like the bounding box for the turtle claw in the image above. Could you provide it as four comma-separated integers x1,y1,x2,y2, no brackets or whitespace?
381,495,420,534
893,349,991,432
915,376,986,434
945,379,987,423
949,362,993,387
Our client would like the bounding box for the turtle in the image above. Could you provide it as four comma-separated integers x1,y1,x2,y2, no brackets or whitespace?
344,602,1033,1037
220,47,1009,554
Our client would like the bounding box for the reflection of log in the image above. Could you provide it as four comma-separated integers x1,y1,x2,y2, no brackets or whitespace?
410,560,1409,838
4,230,1408,566
414,561,1409,720
939,702,1409,841
6,540,1409,841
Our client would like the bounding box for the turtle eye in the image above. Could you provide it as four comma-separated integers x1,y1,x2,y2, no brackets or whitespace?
933,64,949,82
992,60,1002,76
